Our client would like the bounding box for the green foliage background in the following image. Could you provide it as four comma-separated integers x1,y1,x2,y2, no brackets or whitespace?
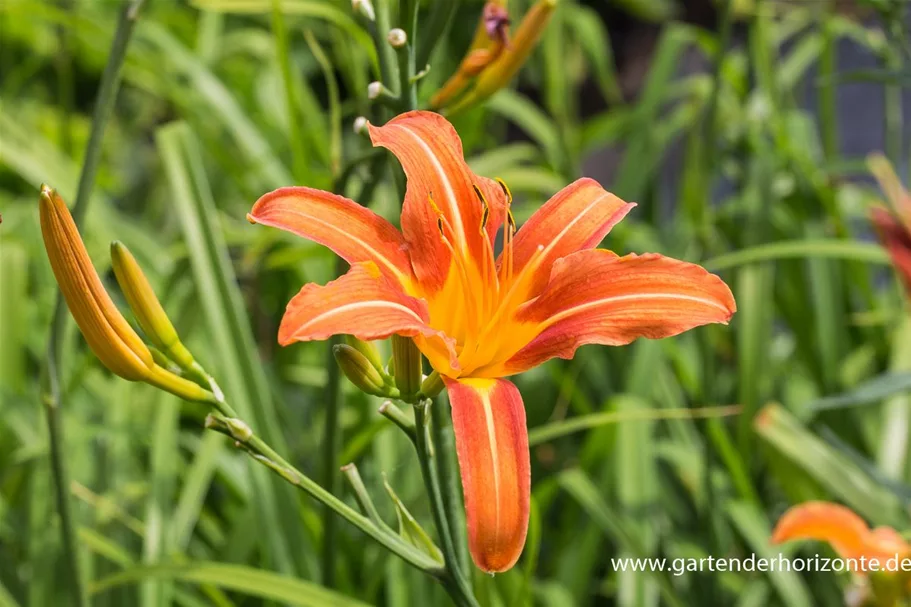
1,0,911,605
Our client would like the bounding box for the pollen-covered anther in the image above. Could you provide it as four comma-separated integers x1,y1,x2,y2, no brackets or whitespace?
472,183,491,232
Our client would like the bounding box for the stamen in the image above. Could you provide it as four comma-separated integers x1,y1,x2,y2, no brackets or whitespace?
495,177,512,205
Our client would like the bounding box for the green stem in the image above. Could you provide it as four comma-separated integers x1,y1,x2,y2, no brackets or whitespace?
372,0,398,91
41,2,147,605
818,0,838,162
397,0,418,109
210,421,443,575
320,331,343,587
431,395,469,574
40,358,85,607
413,401,478,607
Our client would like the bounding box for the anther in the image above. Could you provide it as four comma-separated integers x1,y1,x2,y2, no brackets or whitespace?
495,177,512,205
473,183,490,231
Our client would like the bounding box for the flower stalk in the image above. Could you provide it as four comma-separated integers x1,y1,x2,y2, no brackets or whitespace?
204,411,445,575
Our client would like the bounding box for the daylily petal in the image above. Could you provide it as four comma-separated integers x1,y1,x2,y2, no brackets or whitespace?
446,377,529,573
507,178,635,297
503,250,736,374
278,262,457,367
248,187,413,286
771,502,871,561
368,111,507,293
771,502,909,565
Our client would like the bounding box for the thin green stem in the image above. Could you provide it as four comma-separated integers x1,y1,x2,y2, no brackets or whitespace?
413,401,478,607
41,2,147,605
431,395,469,574
320,331,343,587
818,0,838,161
341,464,387,527
206,418,443,574
397,0,418,109
72,0,146,225
372,0,398,90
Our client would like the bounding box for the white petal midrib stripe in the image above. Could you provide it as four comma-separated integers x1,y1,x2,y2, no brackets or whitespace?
391,124,467,250
295,300,424,334
543,292,730,326
480,390,501,550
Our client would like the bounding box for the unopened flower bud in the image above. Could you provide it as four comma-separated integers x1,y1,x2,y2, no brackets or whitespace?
39,185,215,404
420,371,444,399
344,335,385,376
367,81,383,100
40,185,155,381
353,116,369,135
392,335,421,400
111,241,196,370
352,0,375,21
387,28,407,48
334,344,387,396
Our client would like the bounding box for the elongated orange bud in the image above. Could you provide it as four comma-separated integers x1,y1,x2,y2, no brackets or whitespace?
40,185,155,381
40,186,215,404
111,241,197,370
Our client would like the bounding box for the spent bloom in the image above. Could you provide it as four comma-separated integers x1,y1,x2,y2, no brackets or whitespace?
248,111,735,572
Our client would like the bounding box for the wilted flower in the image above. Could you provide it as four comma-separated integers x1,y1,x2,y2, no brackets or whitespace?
248,111,735,572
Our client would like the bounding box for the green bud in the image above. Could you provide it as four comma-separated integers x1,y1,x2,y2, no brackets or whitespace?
391,335,422,401
420,370,444,399
344,335,385,374
334,344,388,396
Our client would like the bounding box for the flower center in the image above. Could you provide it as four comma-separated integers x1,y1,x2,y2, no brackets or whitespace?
424,180,546,377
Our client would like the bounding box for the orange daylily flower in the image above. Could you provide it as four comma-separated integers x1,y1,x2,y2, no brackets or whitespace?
248,111,736,572
868,154,911,295
772,502,911,569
